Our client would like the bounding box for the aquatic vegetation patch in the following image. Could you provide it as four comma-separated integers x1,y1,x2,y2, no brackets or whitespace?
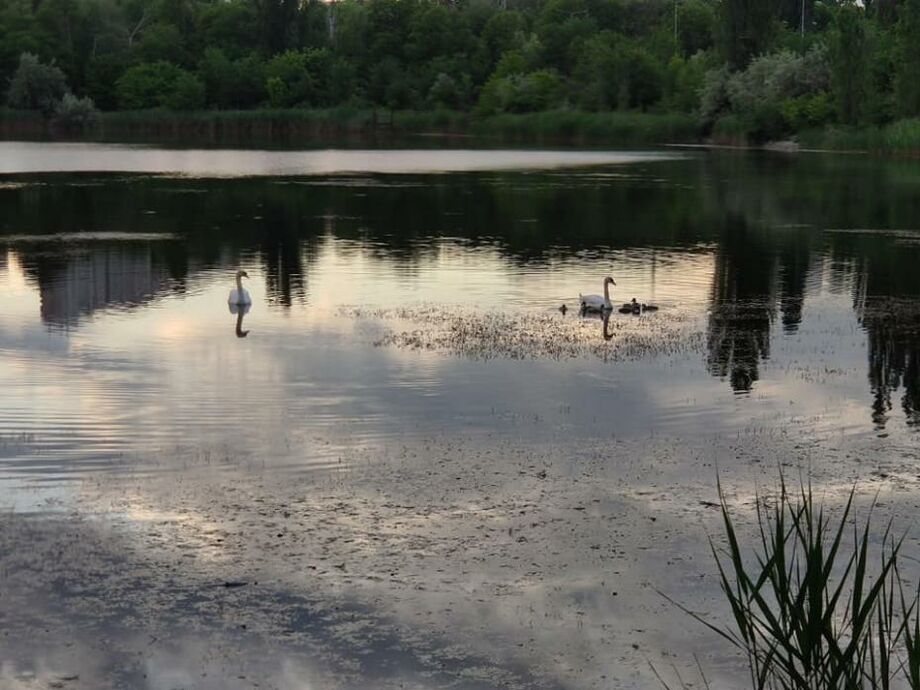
341,305,703,362
666,476,920,690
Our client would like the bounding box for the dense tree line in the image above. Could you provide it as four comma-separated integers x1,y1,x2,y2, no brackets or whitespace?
3,0,920,139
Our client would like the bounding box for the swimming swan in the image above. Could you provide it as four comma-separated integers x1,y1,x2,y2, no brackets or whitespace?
228,270,252,306
580,277,616,312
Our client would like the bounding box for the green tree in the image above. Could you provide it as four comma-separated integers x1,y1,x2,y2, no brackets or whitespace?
0,3,43,96
830,3,869,125
895,0,920,116
85,53,129,110
196,0,258,58
662,53,710,112
676,0,716,56
718,0,778,68
255,0,301,53
6,52,69,115
264,50,315,107
115,60,201,110
428,72,465,108
199,48,266,108
164,70,204,109
136,22,186,64
482,11,527,63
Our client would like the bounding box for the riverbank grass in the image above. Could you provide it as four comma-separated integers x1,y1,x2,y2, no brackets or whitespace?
798,118,920,154
1,107,700,145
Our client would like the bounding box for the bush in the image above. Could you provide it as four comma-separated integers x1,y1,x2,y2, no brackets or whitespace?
781,92,835,131
477,68,566,114
702,47,832,140
428,73,465,109
727,48,830,119
116,62,206,111
52,93,99,129
116,62,182,109
699,65,731,124
164,72,205,110
6,52,68,116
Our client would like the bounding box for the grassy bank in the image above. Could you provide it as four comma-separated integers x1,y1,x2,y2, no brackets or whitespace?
0,107,700,147
0,109,44,138
472,110,700,145
12,105,920,154
798,118,920,154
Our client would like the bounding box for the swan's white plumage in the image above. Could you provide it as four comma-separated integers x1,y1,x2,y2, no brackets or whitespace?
579,293,609,311
228,270,252,305
580,276,615,312
228,287,252,305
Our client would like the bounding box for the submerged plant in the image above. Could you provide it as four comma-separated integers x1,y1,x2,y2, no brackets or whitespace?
667,475,920,690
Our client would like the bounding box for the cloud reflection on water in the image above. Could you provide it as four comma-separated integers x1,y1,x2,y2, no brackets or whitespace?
2,149,920,688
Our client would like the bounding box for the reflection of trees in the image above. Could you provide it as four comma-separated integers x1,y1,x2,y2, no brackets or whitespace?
256,201,314,308
18,244,178,327
3,161,920,426
862,304,920,429
846,238,920,430
698,153,920,416
706,215,777,392
777,233,811,334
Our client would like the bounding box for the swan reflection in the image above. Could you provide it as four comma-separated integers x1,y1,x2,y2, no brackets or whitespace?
229,302,251,338
580,309,614,341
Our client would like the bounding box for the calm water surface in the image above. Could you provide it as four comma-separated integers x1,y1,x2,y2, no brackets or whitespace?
1,143,919,689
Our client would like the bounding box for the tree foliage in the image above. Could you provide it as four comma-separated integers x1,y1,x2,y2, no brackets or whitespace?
0,0,916,143
6,52,68,115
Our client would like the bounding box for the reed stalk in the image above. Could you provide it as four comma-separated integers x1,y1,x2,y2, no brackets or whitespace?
667,475,920,690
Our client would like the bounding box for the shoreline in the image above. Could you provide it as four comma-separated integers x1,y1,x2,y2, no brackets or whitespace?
1,107,699,148
7,107,920,157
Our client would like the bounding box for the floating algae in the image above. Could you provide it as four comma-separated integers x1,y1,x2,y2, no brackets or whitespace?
341,305,704,362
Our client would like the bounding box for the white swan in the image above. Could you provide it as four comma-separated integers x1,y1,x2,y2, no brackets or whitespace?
580,276,616,312
228,270,252,306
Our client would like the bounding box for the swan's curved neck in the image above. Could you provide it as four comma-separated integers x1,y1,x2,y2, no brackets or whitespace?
236,274,243,293
603,280,611,304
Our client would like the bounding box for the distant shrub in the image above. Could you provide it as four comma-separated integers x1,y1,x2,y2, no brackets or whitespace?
699,66,732,125
52,93,99,129
702,46,832,141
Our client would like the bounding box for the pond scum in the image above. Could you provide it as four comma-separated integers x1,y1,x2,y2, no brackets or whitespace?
341,306,704,362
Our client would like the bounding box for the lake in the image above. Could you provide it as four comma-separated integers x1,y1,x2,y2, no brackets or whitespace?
1,141,919,689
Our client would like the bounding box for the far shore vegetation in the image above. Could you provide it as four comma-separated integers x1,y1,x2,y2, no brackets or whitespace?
4,0,920,151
